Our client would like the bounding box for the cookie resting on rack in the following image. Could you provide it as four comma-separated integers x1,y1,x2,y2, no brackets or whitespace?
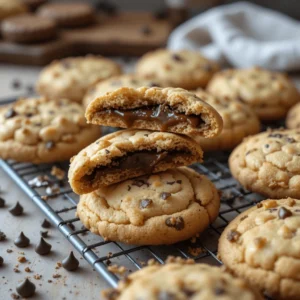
219,198,300,300
85,86,223,138
0,97,101,164
229,129,300,199
191,89,260,151
68,129,203,195
207,67,300,121
76,167,220,245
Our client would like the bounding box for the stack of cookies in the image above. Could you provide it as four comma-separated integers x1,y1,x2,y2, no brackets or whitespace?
69,86,223,245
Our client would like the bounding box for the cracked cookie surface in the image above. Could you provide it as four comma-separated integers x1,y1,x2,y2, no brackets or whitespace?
229,129,300,199
207,67,300,121
191,89,260,151
136,49,219,89
103,260,263,300
69,129,203,195
86,86,223,138
77,167,220,245
36,55,122,103
219,198,300,300
0,97,101,163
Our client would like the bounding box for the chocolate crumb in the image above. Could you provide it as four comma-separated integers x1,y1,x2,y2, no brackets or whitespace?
0,231,6,241
9,202,23,216
41,219,51,228
0,256,3,266
140,199,152,209
0,197,5,207
278,207,292,219
160,192,171,200
17,256,26,263
52,273,61,278
165,216,185,231
227,230,240,242
14,232,30,248
16,278,36,298
7,249,13,253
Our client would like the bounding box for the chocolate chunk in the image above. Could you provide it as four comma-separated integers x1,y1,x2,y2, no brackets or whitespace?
16,278,36,298
40,231,48,238
227,230,240,242
160,192,171,200
41,219,51,228
167,181,175,185
0,256,3,266
62,251,79,271
172,54,184,62
45,141,55,150
35,237,52,255
0,231,6,241
4,108,17,119
140,25,152,35
165,216,184,231
12,79,21,89
278,207,292,219
140,199,152,209
268,133,283,138
0,197,5,207
158,291,176,300
14,232,30,248
132,179,149,188
9,202,23,216
215,287,225,295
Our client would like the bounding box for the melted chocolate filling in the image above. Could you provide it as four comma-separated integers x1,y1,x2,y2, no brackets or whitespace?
83,150,188,182
96,104,205,131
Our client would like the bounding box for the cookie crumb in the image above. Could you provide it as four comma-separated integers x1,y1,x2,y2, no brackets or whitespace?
51,166,65,180
17,256,26,263
108,264,126,275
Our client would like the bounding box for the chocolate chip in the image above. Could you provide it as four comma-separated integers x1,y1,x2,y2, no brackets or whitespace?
0,197,5,208
132,179,149,187
40,231,48,238
11,79,21,89
35,237,52,255
286,137,296,143
268,133,283,138
167,181,175,185
16,278,36,298
140,199,152,209
226,230,240,242
182,288,195,296
127,185,131,191
62,251,79,271
176,180,182,184
9,202,23,216
278,207,292,219
160,192,171,200
158,291,176,300
4,108,17,119
105,149,110,154
45,141,55,150
172,54,184,62
14,232,30,248
41,219,51,228
0,231,6,241
0,256,3,266
215,287,225,295
149,82,161,87
165,216,185,231
140,25,152,35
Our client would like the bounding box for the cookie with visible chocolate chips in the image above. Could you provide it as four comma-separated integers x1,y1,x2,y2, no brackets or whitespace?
77,167,220,245
207,67,300,121
219,198,300,300
136,49,219,89
191,89,260,151
83,74,165,108
102,260,262,299
229,129,300,199
0,97,101,163
69,129,203,195
286,102,300,129
36,55,122,103
86,87,223,138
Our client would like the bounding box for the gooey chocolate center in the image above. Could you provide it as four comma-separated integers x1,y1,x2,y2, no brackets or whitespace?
96,104,204,131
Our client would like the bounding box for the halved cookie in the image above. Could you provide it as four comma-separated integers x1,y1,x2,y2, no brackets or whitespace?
85,87,223,138
68,129,203,194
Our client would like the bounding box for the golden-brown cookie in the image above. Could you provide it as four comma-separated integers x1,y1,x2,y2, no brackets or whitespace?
0,97,101,164
0,0,27,21
219,198,300,300
68,129,203,195
77,167,220,245
136,49,219,89
191,89,261,151
207,67,300,121
86,87,223,138
229,129,300,199
286,102,300,129
36,55,122,103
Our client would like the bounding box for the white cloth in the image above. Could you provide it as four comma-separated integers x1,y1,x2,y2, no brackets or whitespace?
168,2,300,71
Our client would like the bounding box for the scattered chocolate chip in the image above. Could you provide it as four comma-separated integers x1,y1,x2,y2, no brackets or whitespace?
0,231,6,241
227,230,240,242
0,197,5,207
11,79,21,89
9,202,23,216
278,207,292,219
140,25,152,35
0,256,3,266
62,251,79,271
41,219,51,228
160,192,171,200
45,141,55,150
4,108,17,119
165,216,185,231
40,231,48,238
215,287,225,295
35,237,52,255
140,199,152,209
14,232,30,248
172,54,184,62
158,291,176,300
16,278,36,298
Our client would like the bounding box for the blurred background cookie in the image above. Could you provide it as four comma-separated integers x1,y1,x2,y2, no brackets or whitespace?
286,102,300,129
21,0,46,12
0,0,27,21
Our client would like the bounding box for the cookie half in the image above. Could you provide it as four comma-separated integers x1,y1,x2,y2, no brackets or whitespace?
286,102,300,129
77,167,220,245
103,260,263,299
0,97,101,164
136,49,219,89
86,87,223,138
36,55,122,103
207,67,300,121
69,129,203,195
229,129,300,199
219,198,300,300
192,89,260,151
